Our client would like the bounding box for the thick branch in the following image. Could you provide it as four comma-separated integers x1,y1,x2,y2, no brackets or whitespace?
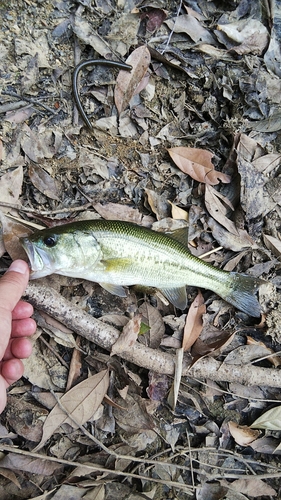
24,283,281,388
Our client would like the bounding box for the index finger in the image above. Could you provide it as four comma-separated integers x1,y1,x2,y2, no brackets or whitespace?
0,260,30,313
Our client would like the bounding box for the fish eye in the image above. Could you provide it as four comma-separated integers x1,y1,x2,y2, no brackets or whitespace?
43,235,57,247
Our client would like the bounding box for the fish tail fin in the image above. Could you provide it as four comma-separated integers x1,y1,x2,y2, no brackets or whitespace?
223,273,264,317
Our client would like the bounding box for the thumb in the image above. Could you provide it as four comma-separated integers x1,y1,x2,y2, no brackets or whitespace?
0,260,30,312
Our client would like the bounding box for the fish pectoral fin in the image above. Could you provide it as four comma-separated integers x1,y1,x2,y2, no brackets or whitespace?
102,258,132,272
160,286,187,310
99,282,127,297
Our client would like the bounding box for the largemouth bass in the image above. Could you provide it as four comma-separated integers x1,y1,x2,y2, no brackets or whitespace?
21,219,263,317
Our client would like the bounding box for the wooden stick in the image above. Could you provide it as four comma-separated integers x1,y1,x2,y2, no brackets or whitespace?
24,283,281,388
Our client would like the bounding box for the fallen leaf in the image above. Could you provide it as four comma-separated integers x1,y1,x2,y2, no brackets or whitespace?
20,124,57,162
21,53,39,93
207,217,255,252
169,201,188,221
167,347,183,410
0,212,33,260
236,134,266,220
230,478,276,497
0,166,23,213
224,344,274,366
230,31,269,56
165,14,215,44
141,8,167,33
94,202,152,225
191,331,235,367
29,164,61,201
217,19,268,45
263,234,281,258
0,469,21,489
168,147,231,185
251,406,281,431
182,291,206,351
205,185,238,235
250,436,281,455
145,188,170,220
228,421,260,446
111,314,141,356
0,452,62,476
138,303,165,349
33,369,109,451
23,338,68,391
247,336,281,368
114,393,155,434
73,15,115,59
114,45,151,113
147,371,170,402
196,482,228,500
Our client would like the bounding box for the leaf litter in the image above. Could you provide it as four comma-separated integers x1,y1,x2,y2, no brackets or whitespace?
1,0,281,498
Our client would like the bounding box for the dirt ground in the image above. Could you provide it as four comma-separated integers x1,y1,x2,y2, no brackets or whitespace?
1,0,281,499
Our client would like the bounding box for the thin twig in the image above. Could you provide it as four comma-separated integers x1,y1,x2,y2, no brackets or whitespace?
161,0,183,54
0,201,94,215
0,444,193,494
1,91,57,115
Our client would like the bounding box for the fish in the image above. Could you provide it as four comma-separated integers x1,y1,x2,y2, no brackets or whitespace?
21,219,264,317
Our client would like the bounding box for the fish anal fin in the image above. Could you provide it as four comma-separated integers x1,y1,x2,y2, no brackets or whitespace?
99,282,127,297
160,286,187,310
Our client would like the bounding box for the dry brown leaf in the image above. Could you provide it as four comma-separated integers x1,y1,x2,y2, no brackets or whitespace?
228,421,260,446
190,331,235,367
205,185,238,235
111,314,141,356
0,452,62,476
28,164,61,201
167,347,183,410
231,478,276,497
182,291,206,351
0,468,21,489
252,153,281,174
207,217,255,252
250,436,281,455
114,393,155,434
65,339,82,392
94,202,142,221
217,18,268,45
0,166,23,213
138,303,165,349
145,188,169,220
114,45,151,113
168,147,231,185
0,212,33,260
263,233,281,258
169,201,188,221
33,369,109,451
247,336,281,368
165,14,215,44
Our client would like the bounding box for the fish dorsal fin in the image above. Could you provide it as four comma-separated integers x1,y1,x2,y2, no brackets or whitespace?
166,227,189,247
160,286,187,310
99,282,127,297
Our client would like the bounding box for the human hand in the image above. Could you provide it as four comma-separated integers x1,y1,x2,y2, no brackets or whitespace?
0,260,36,413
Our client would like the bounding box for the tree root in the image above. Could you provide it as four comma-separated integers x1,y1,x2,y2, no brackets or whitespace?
24,283,281,388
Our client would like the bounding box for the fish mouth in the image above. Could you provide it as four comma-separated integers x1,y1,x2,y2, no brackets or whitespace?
21,237,55,279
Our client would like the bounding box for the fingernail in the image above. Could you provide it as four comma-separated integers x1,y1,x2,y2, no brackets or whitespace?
7,260,28,275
